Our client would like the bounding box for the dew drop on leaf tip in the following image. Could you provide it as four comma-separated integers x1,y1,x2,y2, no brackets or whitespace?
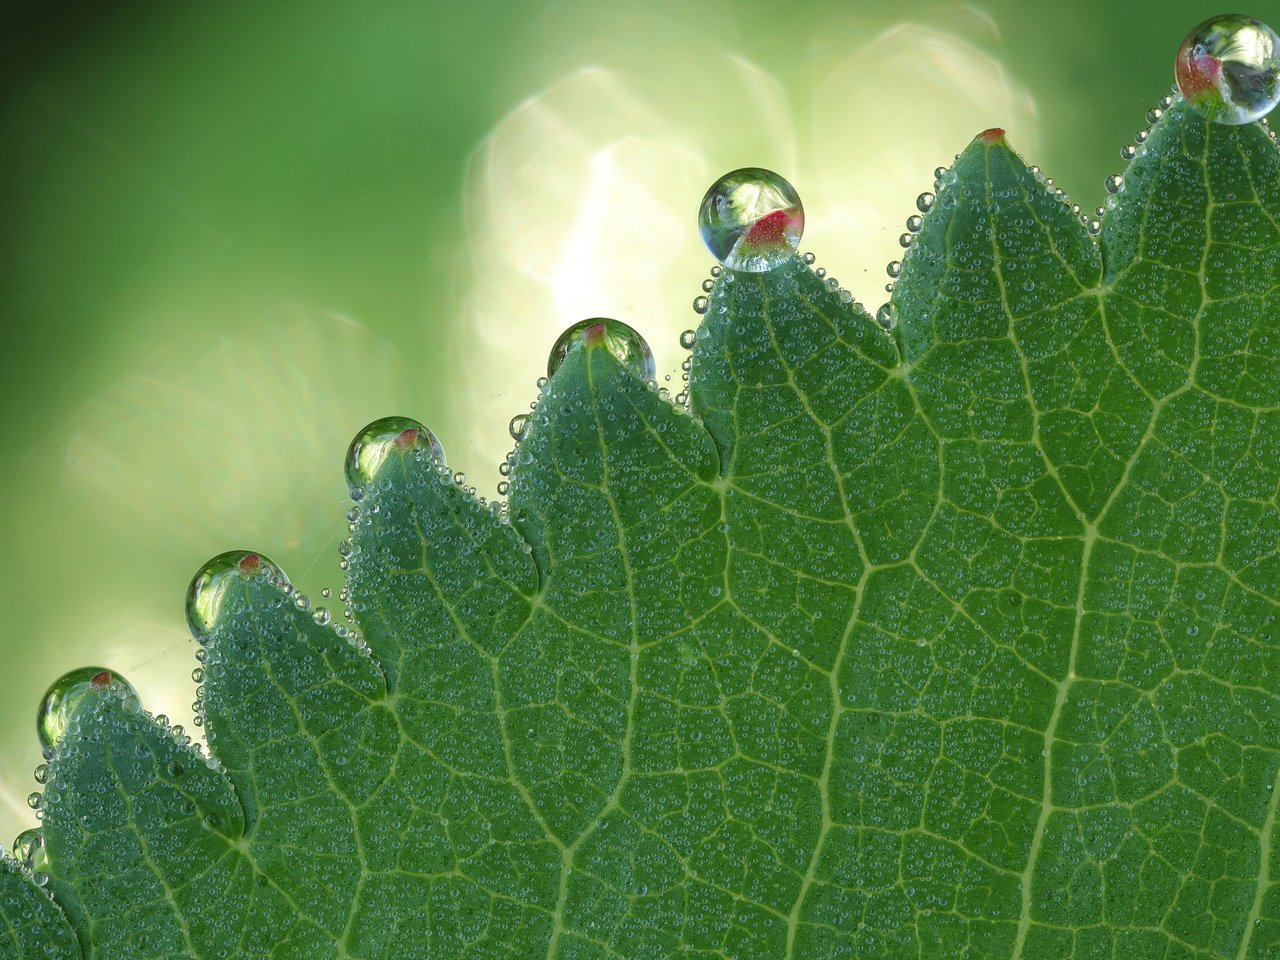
698,167,803,272
344,416,443,499
36,666,138,749
185,549,290,641
547,318,655,382
1176,14,1280,124
11,827,43,867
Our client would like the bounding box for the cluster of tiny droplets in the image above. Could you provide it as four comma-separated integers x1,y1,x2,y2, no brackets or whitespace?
496,383,544,496
679,264,727,408
501,408,533,503
1086,90,1186,234
18,670,227,889
875,169,953,329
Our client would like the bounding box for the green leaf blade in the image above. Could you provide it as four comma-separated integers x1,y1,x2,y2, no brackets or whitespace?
15,95,1280,959
0,857,79,960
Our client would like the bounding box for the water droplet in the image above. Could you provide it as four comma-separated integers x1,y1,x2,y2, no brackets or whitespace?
37,667,137,749
679,329,697,350
876,304,894,328
899,233,914,248
698,167,803,272
1121,144,1137,160
905,214,923,232
933,165,948,181
692,296,709,314
11,828,41,867
916,192,935,212
185,551,289,640
344,417,443,497
546,318,656,381
32,764,48,785
802,251,815,264
886,260,903,278
1087,219,1102,235
1177,15,1280,123
509,413,530,441
1105,174,1125,194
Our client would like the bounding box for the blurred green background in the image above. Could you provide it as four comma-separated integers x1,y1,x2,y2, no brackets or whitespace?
0,0,1223,841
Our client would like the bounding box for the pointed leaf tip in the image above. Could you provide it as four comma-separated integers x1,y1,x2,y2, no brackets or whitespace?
581,321,609,346
977,127,1007,145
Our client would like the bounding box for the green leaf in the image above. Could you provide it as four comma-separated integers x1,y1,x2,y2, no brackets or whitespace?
0,857,79,959
8,97,1280,959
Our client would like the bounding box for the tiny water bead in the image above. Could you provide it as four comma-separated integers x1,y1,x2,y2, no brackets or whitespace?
185,550,289,640
1176,15,1280,124
698,167,803,272
546,318,656,381
37,667,137,749
345,416,443,497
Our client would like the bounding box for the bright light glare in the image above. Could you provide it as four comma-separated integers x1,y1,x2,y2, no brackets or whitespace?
455,20,1039,488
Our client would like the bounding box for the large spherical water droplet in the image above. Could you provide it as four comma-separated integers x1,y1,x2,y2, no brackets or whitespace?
11,828,42,867
185,550,289,640
344,417,443,497
547,318,656,381
37,667,137,749
1176,15,1280,124
698,168,803,273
